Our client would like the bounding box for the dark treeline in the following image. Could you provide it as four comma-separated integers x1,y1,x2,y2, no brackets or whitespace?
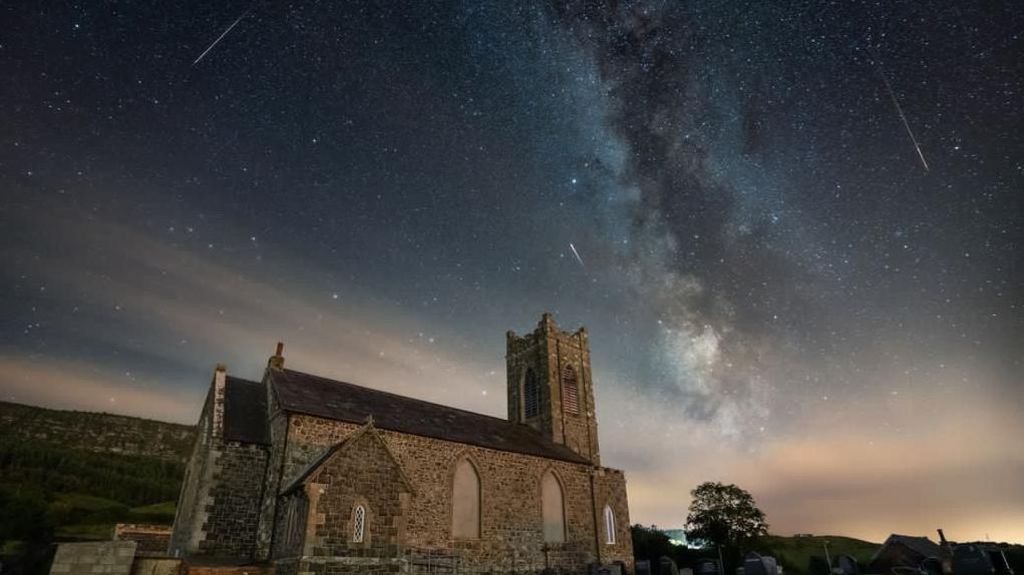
0,436,184,507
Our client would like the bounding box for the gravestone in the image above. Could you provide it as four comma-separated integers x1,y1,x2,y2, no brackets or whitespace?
660,556,680,575
836,555,860,575
636,560,653,575
744,552,780,575
697,559,721,575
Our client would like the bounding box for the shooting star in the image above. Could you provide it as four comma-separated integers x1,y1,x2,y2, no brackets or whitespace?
869,50,930,172
192,6,253,66
568,242,585,268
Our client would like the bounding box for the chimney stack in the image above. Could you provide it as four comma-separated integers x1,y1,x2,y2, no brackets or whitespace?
212,363,227,437
268,342,285,370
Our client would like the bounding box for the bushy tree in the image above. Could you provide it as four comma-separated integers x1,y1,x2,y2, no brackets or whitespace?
684,482,768,551
632,524,677,563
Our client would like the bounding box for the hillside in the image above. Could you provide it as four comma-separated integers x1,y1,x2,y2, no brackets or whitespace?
757,534,881,574
0,401,196,574
0,401,195,461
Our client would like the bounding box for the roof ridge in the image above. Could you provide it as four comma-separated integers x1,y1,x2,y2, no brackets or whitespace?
225,374,261,386
279,368,514,425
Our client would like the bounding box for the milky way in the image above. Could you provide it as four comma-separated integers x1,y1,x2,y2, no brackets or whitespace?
1,0,1021,541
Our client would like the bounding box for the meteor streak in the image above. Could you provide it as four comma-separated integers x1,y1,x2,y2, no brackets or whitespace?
870,51,930,172
192,7,253,66
569,242,585,268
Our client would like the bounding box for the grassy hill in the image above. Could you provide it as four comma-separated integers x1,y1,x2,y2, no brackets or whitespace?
633,526,881,575
0,401,194,461
0,401,196,574
758,534,881,574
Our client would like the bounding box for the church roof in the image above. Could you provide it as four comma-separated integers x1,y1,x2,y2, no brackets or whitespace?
222,376,269,445
269,368,590,464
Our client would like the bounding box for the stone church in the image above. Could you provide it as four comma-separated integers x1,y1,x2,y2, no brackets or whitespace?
169,314,634,574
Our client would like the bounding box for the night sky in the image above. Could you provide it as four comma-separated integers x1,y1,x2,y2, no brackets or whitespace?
2,1,1022,542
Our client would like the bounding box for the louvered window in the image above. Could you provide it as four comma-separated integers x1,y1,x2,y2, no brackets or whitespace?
524,369,540,419
562,365,579,415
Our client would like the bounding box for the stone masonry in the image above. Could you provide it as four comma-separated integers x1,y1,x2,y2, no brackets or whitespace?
170,314,634,574
49,542,137,575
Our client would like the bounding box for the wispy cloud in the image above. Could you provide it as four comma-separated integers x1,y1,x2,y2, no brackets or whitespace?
0,355,198,422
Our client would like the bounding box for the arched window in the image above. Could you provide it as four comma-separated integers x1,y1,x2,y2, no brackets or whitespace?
561,365,579,415
524,368,540,419
452,458,481,539
541,471,565,543
604,505,616,544
352,505,366,543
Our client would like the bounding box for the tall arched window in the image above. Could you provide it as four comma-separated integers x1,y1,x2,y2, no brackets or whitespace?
561,365,579,415
524,368,540,419
452,458,481,539
352,505,366,543
541,471,565,543
604,504,616,544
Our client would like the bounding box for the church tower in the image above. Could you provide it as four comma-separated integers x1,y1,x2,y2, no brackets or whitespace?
506,313,600,465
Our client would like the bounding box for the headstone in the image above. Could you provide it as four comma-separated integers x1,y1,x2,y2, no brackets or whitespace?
744,552,779,575
660,556,680,575
636,560,653,575
697,560,721,575
681,568,695,575
836,555,860,575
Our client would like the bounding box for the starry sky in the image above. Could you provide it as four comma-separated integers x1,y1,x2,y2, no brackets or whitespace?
2,0,1022,543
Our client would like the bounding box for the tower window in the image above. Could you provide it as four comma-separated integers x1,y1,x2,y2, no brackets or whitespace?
524,368,540,419
353,504,366,543
604,504,616,544
561,365,579,415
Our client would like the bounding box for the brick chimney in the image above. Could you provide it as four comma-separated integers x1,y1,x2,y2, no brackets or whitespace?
268,342,285,370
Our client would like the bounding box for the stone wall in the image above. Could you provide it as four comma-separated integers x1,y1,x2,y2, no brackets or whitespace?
276,414,633,574
49,542,136,575
169,389,214,556
276,427,411,574
506,314,601,466
198,440,268,558
131,558,182,575
255,391,290,560
114,524,172,557
170,374,269,560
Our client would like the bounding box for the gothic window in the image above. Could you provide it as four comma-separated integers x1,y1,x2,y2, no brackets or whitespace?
561,365,579,415
524,368,540,419
452,458,481,539
541,471,565,543
353,504,366,543
604,504,616,544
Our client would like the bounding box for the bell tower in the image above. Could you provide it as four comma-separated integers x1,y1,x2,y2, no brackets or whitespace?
506,313,600,465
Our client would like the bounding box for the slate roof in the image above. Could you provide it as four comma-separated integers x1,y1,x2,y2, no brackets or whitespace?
269,368,590,464
222,376,269,445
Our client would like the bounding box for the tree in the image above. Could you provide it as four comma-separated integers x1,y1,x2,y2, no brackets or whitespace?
684,482,768,551
632,524,676,564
